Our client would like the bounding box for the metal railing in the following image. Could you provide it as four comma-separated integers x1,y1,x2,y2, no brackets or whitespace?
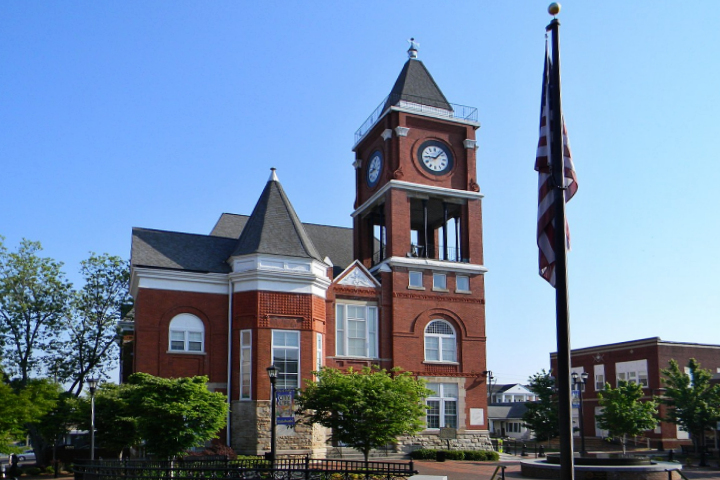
74,457,417,480
355,93,478,144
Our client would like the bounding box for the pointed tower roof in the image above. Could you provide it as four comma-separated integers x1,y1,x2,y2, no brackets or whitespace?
385,53,452,111
231,169,323,261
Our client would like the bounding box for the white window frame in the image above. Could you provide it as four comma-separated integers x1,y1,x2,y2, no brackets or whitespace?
424,320,457,363
594,364,605,391
316,332,323,370
335,302,378,359
168,313,205,353
615,359,649,387
433,273,447,290
409,271,423,288
240,330,252,400
455,275,470,292
272,330,300,390
426,383,458,429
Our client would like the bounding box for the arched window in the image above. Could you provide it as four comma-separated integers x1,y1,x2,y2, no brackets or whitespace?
169,313,205,352
424,320,456,362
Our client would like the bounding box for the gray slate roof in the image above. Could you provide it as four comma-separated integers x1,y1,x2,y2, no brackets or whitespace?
488,403,529,420
231,178,322,261
132,181,354,274
132,228,235,273
385,59,452,111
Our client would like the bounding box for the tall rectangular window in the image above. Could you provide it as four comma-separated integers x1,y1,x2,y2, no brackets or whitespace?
426,383,458,429
272,330,300,389
335,303,378,358
240,330,252,400
594,364,605,391
409,271,423,288
316,333,323,370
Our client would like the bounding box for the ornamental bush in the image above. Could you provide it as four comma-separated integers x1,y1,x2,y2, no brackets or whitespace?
408,449,499,461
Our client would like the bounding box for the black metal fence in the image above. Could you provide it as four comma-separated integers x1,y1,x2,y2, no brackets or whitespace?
74,457,417,480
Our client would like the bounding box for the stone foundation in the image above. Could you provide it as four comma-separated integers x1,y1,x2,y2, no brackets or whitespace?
230,400,328,457
397,430,494,454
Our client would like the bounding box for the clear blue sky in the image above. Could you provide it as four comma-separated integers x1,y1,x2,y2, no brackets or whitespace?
2,2,719,385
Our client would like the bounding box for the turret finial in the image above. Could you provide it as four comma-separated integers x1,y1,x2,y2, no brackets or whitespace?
407,38,419,59
269,167,279,182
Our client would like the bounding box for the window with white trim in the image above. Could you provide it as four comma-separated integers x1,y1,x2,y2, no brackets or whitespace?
409,271,423,288
594,364,605,391
239,330,252,399
336,303,378,358
616,359,649,387
272,330,300,389
424,320,457,362
426,383,458,429
433,273,447,290
169,313,204,352
316,332,323,370
456,275,469,292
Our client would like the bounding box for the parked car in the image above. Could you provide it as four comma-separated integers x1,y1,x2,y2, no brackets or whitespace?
17,450,35,462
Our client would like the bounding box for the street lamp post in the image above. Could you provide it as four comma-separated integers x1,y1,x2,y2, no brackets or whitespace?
266,365,278,468
571,372,589,455
87,378,99,461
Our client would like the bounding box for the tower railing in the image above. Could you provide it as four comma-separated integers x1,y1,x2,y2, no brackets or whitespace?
355,93,478,144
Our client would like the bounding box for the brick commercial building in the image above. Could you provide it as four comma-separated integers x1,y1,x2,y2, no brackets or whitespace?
550,337,720,449
127,46,492,456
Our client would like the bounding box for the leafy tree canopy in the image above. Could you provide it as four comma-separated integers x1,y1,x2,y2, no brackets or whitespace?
596,380,657,454
661,358,720,449
296,367,432,462
522,370,558,443
122,373,228,459
0,238,72,384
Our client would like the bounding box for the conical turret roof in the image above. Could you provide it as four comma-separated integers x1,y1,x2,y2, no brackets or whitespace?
231,169,322,261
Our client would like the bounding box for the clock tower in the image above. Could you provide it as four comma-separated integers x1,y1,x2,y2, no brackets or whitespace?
350,43,491,447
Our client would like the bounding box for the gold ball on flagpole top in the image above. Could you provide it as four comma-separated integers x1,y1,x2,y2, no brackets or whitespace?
548,2,561,15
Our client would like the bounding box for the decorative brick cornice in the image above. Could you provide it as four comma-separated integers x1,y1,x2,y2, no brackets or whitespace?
393,292,485,304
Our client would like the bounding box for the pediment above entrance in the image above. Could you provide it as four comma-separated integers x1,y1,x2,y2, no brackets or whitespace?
334,260,380,289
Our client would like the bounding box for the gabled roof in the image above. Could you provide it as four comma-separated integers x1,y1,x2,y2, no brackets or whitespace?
386,59,452,110
488,403,529,420
231,171,322,261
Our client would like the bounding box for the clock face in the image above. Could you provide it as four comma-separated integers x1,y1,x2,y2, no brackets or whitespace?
418,140,453,175
366,151,383,187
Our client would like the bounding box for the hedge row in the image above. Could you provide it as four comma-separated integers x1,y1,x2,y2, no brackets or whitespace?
409,448,499,461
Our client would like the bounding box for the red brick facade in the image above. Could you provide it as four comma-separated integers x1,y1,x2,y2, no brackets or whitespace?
550,337,720,449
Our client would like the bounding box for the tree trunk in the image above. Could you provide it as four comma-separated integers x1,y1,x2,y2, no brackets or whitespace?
621,434,627,455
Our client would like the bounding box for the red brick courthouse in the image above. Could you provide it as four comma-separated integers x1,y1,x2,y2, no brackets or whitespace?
127,47,492,456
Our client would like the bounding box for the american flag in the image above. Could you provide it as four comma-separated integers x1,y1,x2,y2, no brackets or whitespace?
535,44,578,287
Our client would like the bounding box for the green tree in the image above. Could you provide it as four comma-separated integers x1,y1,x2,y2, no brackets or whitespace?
75,383,140,458
123,373,228,459
0,238,72,384
522,370,558,443
596,381,657,454
296,366,432,462
661,359,720,459
54,253,131,396
1,378,62,461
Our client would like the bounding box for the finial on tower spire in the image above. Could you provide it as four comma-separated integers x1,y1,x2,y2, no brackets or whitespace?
407,38,419,59
269,167,279,182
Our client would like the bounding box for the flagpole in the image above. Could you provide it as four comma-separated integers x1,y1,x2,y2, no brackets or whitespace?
547,7,575,480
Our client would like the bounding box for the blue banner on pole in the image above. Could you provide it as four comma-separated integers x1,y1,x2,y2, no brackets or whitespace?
276,389,295,426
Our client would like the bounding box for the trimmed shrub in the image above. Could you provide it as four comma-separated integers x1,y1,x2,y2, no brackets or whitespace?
409,448,499,461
